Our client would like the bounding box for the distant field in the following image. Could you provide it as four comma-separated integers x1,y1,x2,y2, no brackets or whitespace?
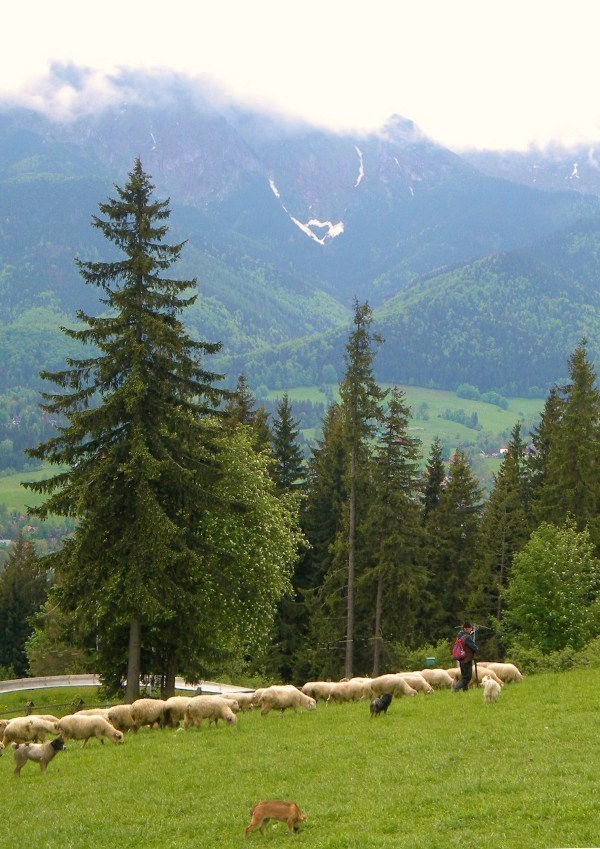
0,467,55,514
1,669,598,849
269,384,543,478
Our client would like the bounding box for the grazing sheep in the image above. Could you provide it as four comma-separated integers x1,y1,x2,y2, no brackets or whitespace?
130,698,167,731
326,680,369,704
446,667,461,681
12,737,65,777
258,685,317,717
301,681,336,702
399,672,434,694
58,714,124,746
370,674,418,698
107,704,136,733
482,662,523,683
184,696,237,729
2,716,58,747
163,697,193,728
74,708,111,718
482,675,502,703
471,666,504,688
225,692,256,712
419,669,454,689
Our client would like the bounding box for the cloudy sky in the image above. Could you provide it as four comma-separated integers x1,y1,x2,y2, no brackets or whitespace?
3,0,598,151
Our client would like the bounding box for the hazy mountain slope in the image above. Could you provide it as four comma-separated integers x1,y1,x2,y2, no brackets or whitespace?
238,219,600,394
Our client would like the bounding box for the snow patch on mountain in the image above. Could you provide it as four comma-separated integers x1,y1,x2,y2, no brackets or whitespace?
569,162,580,180
290,217,345,245
267,178,344,244
354,146,364,187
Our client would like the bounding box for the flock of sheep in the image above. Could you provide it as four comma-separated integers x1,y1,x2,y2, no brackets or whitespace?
0,661,523,776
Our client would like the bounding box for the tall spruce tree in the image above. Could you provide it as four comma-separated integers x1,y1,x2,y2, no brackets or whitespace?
0,535,48,677
271,393,305,494
338,300,386,676
225,374,272,452
300,403,349,680
25,160,227,700
532,341,600,550
470,422,530,650
426,450,483,637
422,437,445,521
362,388,425,674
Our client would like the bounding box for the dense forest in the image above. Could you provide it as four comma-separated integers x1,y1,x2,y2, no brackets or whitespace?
1,162,599,694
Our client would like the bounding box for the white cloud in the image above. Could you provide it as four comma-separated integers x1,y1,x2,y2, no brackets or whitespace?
2,0,600,150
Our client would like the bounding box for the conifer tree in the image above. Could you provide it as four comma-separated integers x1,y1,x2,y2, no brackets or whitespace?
426,450,483,637
225,374,271,452
297,404,348,679
338,300,386,676
471,422,530,649
271,393,305,493
25,160,227,700
422,437,445,521
532,341,600,549
0,535,48,677
362,388,425,674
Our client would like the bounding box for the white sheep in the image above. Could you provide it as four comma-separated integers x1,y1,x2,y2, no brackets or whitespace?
163,696,193,728
183,696,237,729
399,672,434,694
107,704,136,733
482,662,523,683
74,708,111,719
482,674,502,703
2,716,58,747
58,714,124,746
224,691,256,711
326,680,369,704
258,685,317,716
419,668,454,689
370,674,418,698
130,698,167,731
301,682,336,702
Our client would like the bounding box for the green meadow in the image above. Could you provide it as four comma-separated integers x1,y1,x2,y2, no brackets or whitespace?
1,669,599,849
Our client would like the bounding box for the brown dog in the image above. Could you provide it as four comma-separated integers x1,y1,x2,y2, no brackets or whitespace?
244,800,306,837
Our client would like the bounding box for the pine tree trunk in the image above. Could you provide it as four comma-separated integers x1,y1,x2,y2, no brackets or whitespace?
372,572,384,677
345,449,356,678
163,654,177,698
124,618,141,704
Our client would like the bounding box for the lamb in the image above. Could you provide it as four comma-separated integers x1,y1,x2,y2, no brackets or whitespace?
482,674,502,703
481,662,523,683
399,672,434,694
130,698,167,731
419,668,454,689
58,714,124,746
183,696,237,729
301,681,336,702
107,704,136,733
12,737,66,777
2,716,59,747
258,685,317,716
370,674,418,698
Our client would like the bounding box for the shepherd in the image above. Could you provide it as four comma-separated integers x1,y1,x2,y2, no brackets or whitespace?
452,622,478,692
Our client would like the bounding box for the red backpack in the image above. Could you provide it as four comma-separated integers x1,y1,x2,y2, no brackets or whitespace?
452,635,466,660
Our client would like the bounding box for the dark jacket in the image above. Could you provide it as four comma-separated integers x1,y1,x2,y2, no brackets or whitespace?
457,629,478,662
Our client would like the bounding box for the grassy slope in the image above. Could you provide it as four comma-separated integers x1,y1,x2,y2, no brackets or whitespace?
0,669,598,848
0,467,56,513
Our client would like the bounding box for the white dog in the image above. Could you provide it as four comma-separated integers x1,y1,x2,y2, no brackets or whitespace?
482,674,502,704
